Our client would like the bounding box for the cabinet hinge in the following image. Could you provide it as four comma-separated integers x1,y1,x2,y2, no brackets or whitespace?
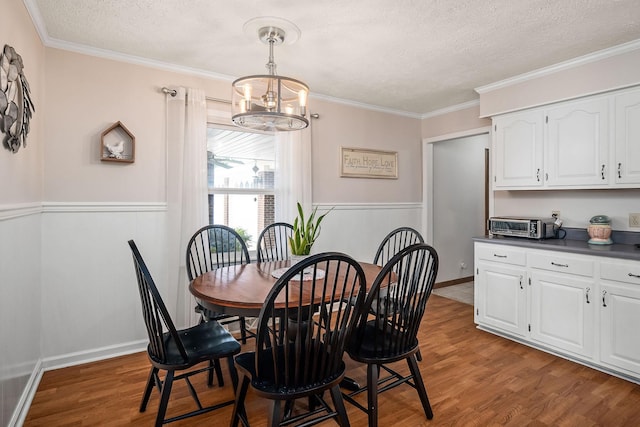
494,124,497,132
528,324,531,332
545,115,548,124
476,267,479,275
528,277,531,286
476,308,479,316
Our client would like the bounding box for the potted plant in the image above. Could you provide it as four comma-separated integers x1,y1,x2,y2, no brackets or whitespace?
289,202,332,262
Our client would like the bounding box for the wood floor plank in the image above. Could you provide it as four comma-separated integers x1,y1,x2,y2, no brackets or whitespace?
24,294,640,426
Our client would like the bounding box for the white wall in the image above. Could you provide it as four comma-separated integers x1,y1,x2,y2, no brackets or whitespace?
494,189,640,232
0,1,45,425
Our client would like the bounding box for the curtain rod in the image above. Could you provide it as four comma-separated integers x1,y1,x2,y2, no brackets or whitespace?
161,87,231,105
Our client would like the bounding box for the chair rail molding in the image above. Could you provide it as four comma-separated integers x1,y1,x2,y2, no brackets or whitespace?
41,201,167,212
0,202,42,221
313,202,422,211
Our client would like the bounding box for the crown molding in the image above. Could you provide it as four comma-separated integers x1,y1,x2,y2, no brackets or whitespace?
475,38,640,94
309,93,423,119
420,99,480,120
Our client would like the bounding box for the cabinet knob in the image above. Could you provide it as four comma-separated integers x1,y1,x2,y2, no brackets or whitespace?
618,163,622,179
536,168,540,182
601,164,606,180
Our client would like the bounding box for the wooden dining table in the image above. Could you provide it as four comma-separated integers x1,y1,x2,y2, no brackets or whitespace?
189,258,389,391
189,259,385,318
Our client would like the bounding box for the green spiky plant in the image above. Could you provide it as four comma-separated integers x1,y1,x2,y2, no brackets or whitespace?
288,202,333,256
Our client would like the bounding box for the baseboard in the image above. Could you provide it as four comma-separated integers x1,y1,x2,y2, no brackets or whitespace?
434,276,473,289
8,360,43,427
41,339,148,372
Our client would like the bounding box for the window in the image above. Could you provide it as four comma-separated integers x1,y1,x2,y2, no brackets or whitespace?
207,125,276,252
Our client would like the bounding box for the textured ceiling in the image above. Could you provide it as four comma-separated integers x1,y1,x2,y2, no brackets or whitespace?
27,0,640,116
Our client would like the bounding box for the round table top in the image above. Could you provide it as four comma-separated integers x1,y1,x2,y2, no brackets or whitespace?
189,260,384,317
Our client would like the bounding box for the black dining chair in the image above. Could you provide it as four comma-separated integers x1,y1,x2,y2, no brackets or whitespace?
256,222,294,262
372,226,425,362
373,226,424,266
230,252,368,427
128,240,241,427
186,224,254,344
343,243,439,427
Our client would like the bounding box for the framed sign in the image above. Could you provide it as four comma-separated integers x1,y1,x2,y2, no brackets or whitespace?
340,147,398,179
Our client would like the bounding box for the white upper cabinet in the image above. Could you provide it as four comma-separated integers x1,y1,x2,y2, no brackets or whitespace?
614,88,640,185
492,85,640,190
493,110,544,188
545,97,609,187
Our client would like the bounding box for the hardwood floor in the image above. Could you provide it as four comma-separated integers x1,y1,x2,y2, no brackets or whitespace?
24,295,640,426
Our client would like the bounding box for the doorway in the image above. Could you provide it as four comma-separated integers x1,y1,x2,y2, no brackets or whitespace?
423,131,490,285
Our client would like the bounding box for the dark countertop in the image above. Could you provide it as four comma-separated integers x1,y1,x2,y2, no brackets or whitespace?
473,228,640,261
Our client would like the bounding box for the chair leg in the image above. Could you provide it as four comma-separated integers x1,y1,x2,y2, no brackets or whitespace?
367,364,380,427
407,355,433,420
230,373,250,427
227,355,239,391
416,348,423,362
212,359,224,387
239,317,248,344
329,384,351,427
140,366,158,412
156,370,174,427
269,400,284,427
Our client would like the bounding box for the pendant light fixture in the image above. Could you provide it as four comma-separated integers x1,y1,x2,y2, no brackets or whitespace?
231,18,309,132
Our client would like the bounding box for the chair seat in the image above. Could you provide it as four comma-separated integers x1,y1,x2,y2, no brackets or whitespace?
150,320,241,369
348,320,418,363
235,342,345,398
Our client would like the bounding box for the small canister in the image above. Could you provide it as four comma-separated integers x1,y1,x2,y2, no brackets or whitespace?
587,215,612,245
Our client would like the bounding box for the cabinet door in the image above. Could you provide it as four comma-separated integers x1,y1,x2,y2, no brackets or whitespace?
476,262,527,337
600,281,640,375
529,271,595,359
614,88,640,185
545,97,609,187
493,110,544,189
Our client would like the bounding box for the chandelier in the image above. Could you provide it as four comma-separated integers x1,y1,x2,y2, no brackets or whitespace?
231,21,309,132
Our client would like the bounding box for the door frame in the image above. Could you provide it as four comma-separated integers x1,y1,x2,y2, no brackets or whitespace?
421,126,492,245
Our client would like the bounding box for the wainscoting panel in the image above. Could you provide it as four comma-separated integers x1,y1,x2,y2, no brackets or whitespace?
0,206,42,427
40,206,168,362
311,203,423,262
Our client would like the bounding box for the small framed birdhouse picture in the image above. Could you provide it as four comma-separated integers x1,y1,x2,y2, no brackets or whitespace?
100,121,135,163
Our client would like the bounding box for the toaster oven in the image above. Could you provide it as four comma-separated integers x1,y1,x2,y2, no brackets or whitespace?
488,216,556,239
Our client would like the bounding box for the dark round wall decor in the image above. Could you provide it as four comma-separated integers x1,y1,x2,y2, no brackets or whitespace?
1,44,35,153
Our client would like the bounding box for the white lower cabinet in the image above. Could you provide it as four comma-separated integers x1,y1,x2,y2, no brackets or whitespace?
474,241,640,382
599,259,640,376
529,271,595,360
477,262,527,337
475,244,527,337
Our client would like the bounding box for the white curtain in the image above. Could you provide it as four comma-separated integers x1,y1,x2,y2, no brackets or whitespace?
166,87,208,328
275,126,313,223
